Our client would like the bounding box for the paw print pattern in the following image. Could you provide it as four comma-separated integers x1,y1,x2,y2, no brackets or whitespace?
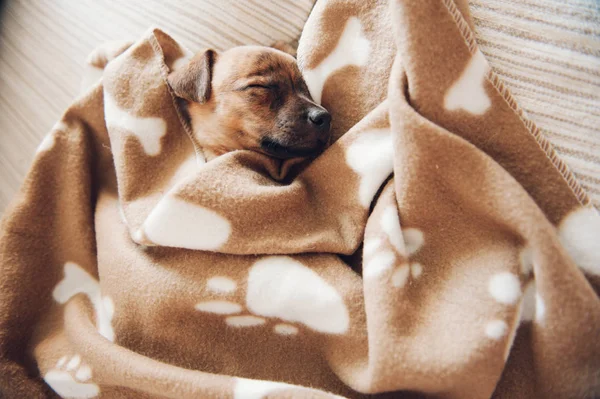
558,206,600,277
519,246,545,325
195,277,272,329
195,257,350,335
389,228,424,288
483,246,546,347
195,276,294,334
44,355,99,399
194,299,269,328
486,272,522,350
364,205,425,288
47,263,116,398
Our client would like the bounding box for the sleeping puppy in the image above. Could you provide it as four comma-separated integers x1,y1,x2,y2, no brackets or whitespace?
168,46,331,160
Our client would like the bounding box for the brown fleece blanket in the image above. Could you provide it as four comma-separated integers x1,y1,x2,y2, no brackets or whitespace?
1,0,599,398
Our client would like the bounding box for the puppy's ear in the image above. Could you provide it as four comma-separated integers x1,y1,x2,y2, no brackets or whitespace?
168,49,218,103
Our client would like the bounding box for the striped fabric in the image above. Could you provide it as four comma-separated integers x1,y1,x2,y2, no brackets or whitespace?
470,0,600,207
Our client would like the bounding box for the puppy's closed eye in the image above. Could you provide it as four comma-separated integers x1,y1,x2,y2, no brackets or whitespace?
170,45,331,160
245,84,276,90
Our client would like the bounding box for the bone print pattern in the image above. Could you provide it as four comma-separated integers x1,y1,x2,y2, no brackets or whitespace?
1,0,599,398
52,263,115,342
444,50,492,115
303,17,371,104
103,90,167,157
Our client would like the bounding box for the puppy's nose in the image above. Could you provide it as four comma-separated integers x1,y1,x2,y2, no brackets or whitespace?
308,108,331,131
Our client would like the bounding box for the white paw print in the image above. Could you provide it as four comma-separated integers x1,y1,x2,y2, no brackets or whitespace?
44,354,99,398
389,228,424,288
363,205,425,288
195,257,350,336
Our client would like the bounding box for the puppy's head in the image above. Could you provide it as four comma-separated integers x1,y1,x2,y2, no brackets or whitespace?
168,46,331,159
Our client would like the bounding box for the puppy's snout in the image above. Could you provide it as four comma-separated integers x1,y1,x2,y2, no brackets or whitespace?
308,108,331,132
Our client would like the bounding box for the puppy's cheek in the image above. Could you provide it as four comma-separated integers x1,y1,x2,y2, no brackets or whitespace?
236,119,262,143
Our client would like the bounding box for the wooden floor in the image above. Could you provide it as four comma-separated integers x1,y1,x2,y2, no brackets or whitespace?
1,0,599,214
0,0,315,212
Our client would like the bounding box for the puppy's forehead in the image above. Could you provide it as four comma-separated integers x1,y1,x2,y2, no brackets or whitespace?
215,46,300,83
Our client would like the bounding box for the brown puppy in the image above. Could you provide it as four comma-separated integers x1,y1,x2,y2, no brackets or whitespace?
168,46,331,160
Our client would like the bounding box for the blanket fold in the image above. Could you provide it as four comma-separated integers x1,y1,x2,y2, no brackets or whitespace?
1,0,598,398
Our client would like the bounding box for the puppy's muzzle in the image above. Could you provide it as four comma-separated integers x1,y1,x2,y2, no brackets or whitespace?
260,105,332,159
259,107,332,159
306,107,332,152
308,108,332,140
